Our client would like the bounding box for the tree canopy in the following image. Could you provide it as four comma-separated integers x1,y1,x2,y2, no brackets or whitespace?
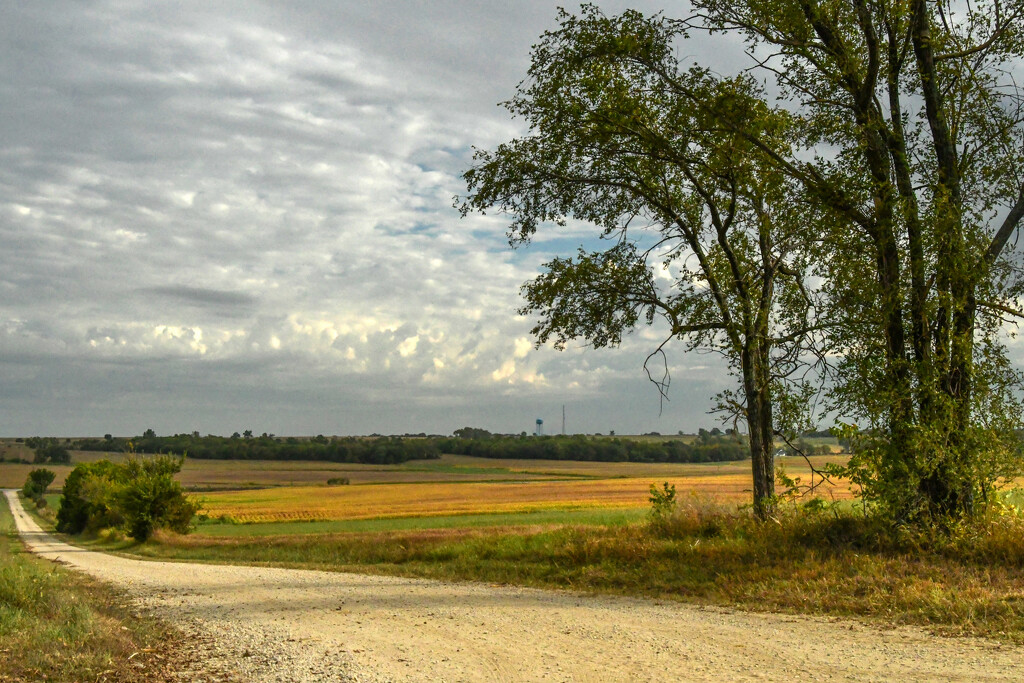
461,7,829,518
461,1,1024,522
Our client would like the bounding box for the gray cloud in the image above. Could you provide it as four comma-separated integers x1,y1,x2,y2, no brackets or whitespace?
0,1,771,436
140,286,259,308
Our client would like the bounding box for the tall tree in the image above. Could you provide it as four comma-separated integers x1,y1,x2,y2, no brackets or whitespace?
685,0,1024,521
460,9,824,519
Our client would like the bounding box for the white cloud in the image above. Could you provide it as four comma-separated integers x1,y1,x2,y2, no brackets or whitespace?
0,0,752,436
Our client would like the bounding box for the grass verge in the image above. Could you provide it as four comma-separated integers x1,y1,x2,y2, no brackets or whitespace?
102,498,1024,642
0,494,236,682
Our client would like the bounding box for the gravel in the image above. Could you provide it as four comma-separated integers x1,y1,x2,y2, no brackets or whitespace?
6,489,1024,682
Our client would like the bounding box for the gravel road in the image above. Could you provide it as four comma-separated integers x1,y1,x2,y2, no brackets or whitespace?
6,489,1024,682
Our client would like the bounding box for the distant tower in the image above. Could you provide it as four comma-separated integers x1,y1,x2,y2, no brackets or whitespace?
535,418,544,436
562,405,566,435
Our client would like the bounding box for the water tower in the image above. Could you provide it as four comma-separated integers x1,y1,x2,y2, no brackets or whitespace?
535,418,543,436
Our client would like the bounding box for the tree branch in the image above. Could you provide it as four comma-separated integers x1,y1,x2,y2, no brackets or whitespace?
984,185,1024,266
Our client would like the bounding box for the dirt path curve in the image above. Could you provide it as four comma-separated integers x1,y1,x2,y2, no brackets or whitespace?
6,489,1024,682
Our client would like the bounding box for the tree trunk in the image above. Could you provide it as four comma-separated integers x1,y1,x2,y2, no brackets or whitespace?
742,345,775,521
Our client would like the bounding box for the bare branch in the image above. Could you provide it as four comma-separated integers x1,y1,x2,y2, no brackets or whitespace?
774,430,838,498
984,185,1024,266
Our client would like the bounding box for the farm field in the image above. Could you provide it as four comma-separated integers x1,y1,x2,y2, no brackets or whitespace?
193,507,650,537
193,453,854,526
2,442,855,526
20,447,1024,645
0,449,559,490
1,436,855,532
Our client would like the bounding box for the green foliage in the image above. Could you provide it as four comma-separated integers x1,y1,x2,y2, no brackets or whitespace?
25,436,70,464
459,5,827,519
326,477,350,486
453,426,494,440
461,1,1024,524
21,468,56,500
647,482,677,526
115,456,199,541
699,0,1024,521
441,433,747,463
72,431,443,465
56,460,122,534
56,456,198,540
71,431,746,465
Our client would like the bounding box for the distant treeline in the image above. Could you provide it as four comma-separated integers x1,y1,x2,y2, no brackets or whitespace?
72,433,442,465
440,434,747,463
69,429,750,464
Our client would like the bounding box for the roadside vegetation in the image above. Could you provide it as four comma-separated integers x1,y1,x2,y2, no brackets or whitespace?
57,455,199,541
0,495,224,682
20,467,55,509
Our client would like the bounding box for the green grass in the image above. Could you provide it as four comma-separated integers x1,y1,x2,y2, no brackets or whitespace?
195,506,647,536
0,494,227,682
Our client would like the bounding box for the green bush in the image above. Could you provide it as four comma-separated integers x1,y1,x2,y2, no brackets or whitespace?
116,456,199,541
56,456,198,540
21,468,56,500
647,482,677,523
56,460,122,534
26,437,71,464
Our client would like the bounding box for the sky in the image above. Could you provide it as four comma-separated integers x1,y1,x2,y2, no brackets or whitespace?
0,0,749,437
3,2,1018,439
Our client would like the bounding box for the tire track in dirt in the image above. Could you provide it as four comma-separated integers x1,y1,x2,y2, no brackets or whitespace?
5,490,1023,682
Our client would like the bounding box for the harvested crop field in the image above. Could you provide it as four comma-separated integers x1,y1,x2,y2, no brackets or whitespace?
198,460,855,523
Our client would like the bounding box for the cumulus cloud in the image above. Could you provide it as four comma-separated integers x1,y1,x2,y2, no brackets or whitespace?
0,0,740,436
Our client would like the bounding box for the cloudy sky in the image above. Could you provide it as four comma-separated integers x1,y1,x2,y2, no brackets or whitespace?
0,1,916,438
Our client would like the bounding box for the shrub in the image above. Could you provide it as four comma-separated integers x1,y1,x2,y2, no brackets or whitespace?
116,456,199,541
326,477,350,486
28,438,71,464
55,460,122,534
22,468,56,499
56,456,198,540
646,481,677,535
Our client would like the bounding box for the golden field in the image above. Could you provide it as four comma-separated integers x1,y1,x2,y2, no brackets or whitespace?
197,454,856,523
0,439,855,523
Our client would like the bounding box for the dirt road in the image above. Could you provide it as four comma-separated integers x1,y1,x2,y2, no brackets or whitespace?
5,490,1023,682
